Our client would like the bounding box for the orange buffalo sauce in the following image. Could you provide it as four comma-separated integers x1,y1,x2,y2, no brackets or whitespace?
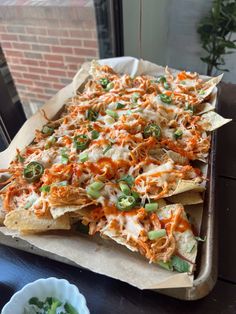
103,203,118,216
161,216,190,233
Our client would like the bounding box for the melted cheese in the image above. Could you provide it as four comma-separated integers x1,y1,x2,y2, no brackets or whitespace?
107,213,144,241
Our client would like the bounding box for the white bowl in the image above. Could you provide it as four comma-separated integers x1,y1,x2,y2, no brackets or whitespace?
1,277,90,314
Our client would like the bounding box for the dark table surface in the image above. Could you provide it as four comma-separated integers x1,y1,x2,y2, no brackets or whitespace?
1,82,236,314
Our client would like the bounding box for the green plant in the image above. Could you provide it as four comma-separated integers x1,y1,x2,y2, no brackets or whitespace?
197,0,236,76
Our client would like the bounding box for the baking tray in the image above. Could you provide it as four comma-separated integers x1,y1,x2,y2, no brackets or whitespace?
0,123,218,301
0,68,218,301
157,131,218,300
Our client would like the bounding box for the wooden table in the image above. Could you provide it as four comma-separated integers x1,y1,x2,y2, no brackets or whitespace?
1,82,236,313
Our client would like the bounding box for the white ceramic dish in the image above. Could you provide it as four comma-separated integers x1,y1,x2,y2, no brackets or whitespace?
1,277,90,314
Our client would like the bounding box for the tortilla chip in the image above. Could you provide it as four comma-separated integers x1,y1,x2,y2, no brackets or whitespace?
0,207,6,225
174,230,197,264
101,228,138,253
201,111,232,131
101,203,197,273
72,61,91,94
156,198,167,208
50,204,93,219
171,179,205,196
4,209,70,232
156,204,197,264
166,150,189,165
199,74,223,100
167,191,203,205
196,102,215,115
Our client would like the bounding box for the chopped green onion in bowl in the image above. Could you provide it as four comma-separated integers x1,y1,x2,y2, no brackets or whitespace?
24,296,79,314
1,278,89,314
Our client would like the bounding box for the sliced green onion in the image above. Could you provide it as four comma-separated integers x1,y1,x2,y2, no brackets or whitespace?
89,181,104,191
91,130,100,139
143,123,161,139
17,153,25,163
157,76,166,83
119,182,130,195
73,134,90,151
160,94,172,104
64,302,79,314
61,149,69,164
24,200,34,209
28,297,44,308
131,93,139,103
199,89,206,95
105,82,114,91
86,109,98,121
42,125,54,135
148,229,166,240
145,202,158,212
116,102,125,109
105,115,115,125
163,82,171,90
117,174,134,187
174,129,183,139
79,152,88,162
171,255,190,273
100,77,109,88
184,103,195,113
87,186,101,199
116,195,136,211
103,144,112,154
106,109,118,120
157,260,173,271
45,136,56,149
40,185,50,193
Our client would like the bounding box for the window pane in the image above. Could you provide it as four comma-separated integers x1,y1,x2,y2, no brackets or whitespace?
0,0,100,118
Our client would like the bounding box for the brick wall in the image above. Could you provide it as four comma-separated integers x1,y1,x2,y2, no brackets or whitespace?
0,1,99,117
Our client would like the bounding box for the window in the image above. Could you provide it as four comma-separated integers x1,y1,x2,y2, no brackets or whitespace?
0,0,123,150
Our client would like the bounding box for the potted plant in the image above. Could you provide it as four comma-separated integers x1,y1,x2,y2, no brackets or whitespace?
197,0,236,76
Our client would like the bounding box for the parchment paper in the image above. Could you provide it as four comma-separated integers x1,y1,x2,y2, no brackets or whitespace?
0,57,215,290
